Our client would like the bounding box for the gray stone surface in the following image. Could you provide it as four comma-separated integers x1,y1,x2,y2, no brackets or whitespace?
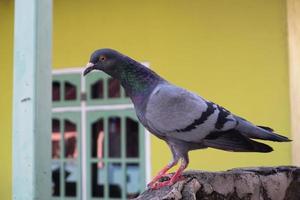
135,166,300,200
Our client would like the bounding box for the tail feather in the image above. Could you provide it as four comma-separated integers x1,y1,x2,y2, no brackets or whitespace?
257,126,274,132
235,116,291,142
204,130,273,153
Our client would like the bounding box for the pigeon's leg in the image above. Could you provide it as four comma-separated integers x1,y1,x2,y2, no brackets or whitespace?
147,144,181,188
152,157,189,189
147,159,179,188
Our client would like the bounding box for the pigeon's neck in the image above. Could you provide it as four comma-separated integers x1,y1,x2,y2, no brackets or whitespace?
116,58,164,105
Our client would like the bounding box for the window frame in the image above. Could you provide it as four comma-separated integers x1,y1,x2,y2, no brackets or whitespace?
51,112,82,200
86,109,145,199
52,74,81,107
52,65,151,200
85,72,131,105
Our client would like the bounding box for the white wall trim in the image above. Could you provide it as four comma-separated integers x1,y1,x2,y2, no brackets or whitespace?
52,67,84,75
52,104,134,113
80,70,87,200
86,104,134,111
52,107,82,113
145,130,152,183
287,0,300,166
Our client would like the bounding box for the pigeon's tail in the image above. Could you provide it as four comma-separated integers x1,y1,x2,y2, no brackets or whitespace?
203,130,273,153
235,116,291,142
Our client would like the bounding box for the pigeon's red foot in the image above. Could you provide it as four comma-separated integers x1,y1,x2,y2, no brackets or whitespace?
151,175,184,189
147,173,173,188
147,180,158,188
147,163,177,188
148,159,188,189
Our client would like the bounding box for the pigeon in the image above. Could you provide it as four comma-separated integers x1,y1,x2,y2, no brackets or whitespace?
83,48,291,189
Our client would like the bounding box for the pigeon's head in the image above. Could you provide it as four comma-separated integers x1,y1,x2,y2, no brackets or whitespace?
83,48,124,76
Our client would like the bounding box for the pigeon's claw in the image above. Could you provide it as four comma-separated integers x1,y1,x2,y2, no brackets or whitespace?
151,174,184,189
147,174,172,188
147,180,157,188
151,179,174,189
150,160,188,189
147,161,178,188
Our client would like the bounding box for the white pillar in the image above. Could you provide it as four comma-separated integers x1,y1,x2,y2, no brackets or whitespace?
287,0,300,166
13,0,52,199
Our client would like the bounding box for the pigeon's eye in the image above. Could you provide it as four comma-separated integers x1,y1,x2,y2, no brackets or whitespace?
99,55,106,61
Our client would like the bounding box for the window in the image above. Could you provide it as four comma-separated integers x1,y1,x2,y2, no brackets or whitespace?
52,74,81,107
52,82,61,101
64,82,77,101
51,113,81,199
52,67,147,200
87,111,144,199
85,72,131,105
108,78,121,98
91,80,104,99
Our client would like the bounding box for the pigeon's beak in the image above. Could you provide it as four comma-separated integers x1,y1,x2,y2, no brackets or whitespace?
83,62,95,76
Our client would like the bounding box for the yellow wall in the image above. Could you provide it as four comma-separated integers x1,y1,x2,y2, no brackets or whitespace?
0,0,13,199
1,0,291,198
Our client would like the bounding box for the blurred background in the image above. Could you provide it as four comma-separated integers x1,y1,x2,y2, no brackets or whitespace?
1,0,298,199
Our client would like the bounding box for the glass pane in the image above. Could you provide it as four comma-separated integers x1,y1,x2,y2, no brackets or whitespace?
64,81,77,100
91,163,105,198
91,119,104,160
64,120,78,158
125,90,130,98
108,117,121,158
52,81,60,101
126,117,139,158
64,161,77,197
108,78,120,98
51,160,60,196
91,79,104,99
126,163,141,198
52,119,61,159
108,163,122,198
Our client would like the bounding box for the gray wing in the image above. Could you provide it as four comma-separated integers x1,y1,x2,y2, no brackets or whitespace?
144,84,237,142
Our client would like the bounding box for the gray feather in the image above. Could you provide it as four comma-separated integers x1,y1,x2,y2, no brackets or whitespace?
203,130,273,152
235,116,291,142
145,84,209,136
144,83,239,142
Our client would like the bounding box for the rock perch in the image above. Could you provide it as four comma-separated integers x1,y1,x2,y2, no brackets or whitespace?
135,166,300,200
